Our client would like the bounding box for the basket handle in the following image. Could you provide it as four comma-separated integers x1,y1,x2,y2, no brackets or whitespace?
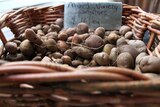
0,14,9,45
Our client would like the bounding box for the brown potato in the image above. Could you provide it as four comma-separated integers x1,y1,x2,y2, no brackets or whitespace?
58,32,68,41
72,33,82,44
6,53,26,61
45,32,58,40
57,40,70,53
109,47,120,65
42,25,50,34
125,31,133,39
139,56,160,74
72,60,83,67
93,52,110,66
35,43,47,55
76,23,89,34
135,52,148,65
128,40,146,53
25,28,43,45
5,42,18,54
117,52,134,69
94,27,105,37
79,33,90,41
83,59,90,65
13,40,21,46
103,44,115,55
61,55,72,65
72,46,93,59
48,24,61,33
65,28,76,36
85,35,104,48
107,32,119,44
116,37,128,47
20,40,35,56
55,18,64,28
119,25,131,35
37,30,45,36
35,24,42,30
119,45,139,59
51,52,63,59
64,49,76,59
44,39,58,52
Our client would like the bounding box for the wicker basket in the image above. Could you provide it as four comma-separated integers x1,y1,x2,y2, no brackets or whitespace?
0,4,160,107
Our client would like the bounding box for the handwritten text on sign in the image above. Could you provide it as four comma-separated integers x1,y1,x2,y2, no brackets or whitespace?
64,2,122,30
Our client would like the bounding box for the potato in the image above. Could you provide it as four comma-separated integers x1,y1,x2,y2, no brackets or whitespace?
103,44,115,55
35,43,47,55
61,55,72,65
105,31,111,36
45,32,58,40
128,40,146,53
119,45,139,59
64,49,76,59
116,37,128,47
139,56,160,74
85,35,104,48
54,58,63,64
79,33,90,41
42,25,50,34
35,24,42,30
65,28,76,36
48,24,61,33
41,56,52,62
55,18,64,28
117,52,134,69
109,47,120,65
125,31,133,39
6,53,26,61
31,26,37,33
17,33,26,41
67,36,73,42
93,52,110,66
72,60,83,67
83,59,90,65
72,33,82,44
94,27,105,37
25,28,43,45
58,32,68,41
135,52,148,65
44,39,58,52
119,25,131,35
88,59,97,67
57,40,70,53
107,32,119,44
37,30,45,36
51,52,63,59
5,42,18,54
20,40,35,56
13,40,21,46
72,46,94,59
76,23,89,34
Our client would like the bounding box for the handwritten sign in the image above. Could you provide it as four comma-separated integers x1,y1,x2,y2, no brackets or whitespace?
64,2,122,30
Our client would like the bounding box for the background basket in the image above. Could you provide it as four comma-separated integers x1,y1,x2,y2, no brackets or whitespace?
0,4,160,107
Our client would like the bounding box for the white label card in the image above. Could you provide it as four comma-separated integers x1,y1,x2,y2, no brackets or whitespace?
64,2,122,30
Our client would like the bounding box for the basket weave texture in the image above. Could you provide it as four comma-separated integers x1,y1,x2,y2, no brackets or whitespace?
0,4,160,107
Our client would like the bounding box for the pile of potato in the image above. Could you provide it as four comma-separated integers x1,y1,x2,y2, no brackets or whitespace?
0,18,160,74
